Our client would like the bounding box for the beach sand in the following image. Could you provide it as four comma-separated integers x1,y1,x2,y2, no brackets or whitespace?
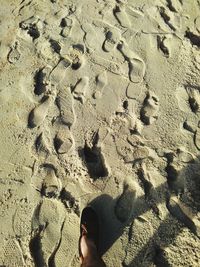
0,0,200,266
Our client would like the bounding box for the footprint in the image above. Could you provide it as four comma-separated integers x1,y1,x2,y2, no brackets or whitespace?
34,66,51,95
82,23,98,51
28,96,51,128
157,35,169,57
176,147,195,163
54,125,74,154
132,146,149,162
102,29,121,53
123,217,154,266
93,71,107,99
126,6,144,32
114,176,137,223
40,165,62,198
137,162,167,218
35,132,51,157
2,238,25,267
73,76,89,103
117,41,146,83
126,83,142,100
54,212,79,267
49,59,71,86
56,87,76,128
129,58,146,83
13,203,33,238
60,188,80,215
31,199,66,266
79,135,109,180
60,17,73,37
7,41,21,64
165,154,185,193
19,16,41,41
113,5,131,28
115,137,134,162
186,87,200,114
175,86,191,113
140,91,159,125
167,196,200,238
49,39,61,54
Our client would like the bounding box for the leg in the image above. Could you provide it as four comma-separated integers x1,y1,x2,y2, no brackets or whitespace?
80,235,106,267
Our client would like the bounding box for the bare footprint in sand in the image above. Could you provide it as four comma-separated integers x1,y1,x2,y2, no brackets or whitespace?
28,96,52,128
73,76,89,104
31,199,66,267
140,91,159,125
56,87,76,128
93,71,107,99
54,125,74,154
114,176,137,223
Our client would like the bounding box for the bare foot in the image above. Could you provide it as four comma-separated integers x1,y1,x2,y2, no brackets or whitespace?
80,225,98,263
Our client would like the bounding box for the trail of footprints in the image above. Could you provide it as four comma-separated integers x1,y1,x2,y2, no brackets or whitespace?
8,0,199,265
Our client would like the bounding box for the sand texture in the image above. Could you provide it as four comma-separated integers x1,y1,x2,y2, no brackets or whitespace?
0,0,200,266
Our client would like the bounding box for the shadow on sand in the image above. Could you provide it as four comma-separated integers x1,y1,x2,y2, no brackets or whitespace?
88,155,200,266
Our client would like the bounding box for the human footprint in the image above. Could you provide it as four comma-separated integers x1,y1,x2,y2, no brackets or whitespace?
140,91,159,125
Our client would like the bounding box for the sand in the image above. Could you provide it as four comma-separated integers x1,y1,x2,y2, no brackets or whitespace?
0,0,200,266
